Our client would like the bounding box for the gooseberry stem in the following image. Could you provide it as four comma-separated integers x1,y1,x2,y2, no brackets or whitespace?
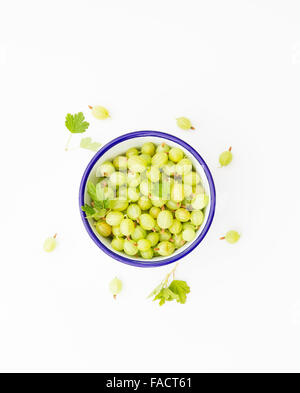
229,146,232,152
220,236,225,240
65,134,72,151
113,294,117,300
163,262,179,287
191,126,195,130
53,233,57,239
88,105,93,109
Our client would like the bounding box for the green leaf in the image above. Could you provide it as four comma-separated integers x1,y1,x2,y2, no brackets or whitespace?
159,297,166,306
147,282,164,299
153,289,166,305
93,200,102,210
153,287,179,306
81,203,108,219
169,280,190,304
87,181,98,202
93,208,107,220
65,112,89,134
81,204,96,217
163,288,179,301
103,200,110,209
94,199,110,210
80,137,101,152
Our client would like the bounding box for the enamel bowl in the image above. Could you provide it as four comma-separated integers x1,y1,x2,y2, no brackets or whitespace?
79,131,216,267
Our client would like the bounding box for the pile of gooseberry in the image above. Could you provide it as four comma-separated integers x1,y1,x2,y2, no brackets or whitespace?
86,142,209,259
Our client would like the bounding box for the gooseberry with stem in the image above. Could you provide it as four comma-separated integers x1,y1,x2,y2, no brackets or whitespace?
219,147,233,167
43,234,57,252
220,230,240,244
176,117,195,130
89,105,110,119
109,277,122,299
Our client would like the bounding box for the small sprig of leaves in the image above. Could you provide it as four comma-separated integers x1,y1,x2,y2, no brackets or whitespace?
81,203,108,219
148,263,190,306
82,181,110,219
86,182,111,208
94,199,110,210
65,112,90,151
81,204,95,217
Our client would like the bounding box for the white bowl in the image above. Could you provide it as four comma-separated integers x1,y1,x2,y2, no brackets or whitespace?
79,131,216,267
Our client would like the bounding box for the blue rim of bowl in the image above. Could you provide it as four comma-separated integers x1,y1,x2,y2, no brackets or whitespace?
79,131,216,268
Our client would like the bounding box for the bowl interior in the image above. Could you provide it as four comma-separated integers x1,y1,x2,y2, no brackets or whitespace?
83,134,213,264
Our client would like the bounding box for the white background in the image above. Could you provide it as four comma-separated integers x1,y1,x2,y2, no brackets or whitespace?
0,0,300,372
